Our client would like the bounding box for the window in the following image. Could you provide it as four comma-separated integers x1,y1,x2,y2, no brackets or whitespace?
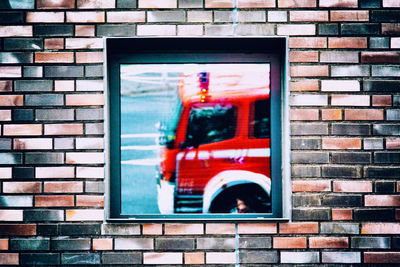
105,37,290,220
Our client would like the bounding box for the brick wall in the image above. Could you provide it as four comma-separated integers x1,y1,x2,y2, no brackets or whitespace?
0,0,399,265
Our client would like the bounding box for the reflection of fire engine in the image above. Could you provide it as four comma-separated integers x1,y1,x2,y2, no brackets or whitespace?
156,69,271,213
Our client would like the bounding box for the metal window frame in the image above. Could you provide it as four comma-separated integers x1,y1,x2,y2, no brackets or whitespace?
104,36,291,221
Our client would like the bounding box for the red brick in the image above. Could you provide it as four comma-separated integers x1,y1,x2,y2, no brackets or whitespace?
362,223,400,234
333,181,372,192
0,26,32,37
206,223,235,234
3,182,41,193
290,51,319,63
331,11,369,21
279,222,319,234
365,195,400,207
273,237,307,248
0,95,23,106
322,109,342,120
365,252,400,264
66,209,104,221
35,52,74,63
387,138,400,149
290,11,328,22
383,0,400,7
292,180,331,192
238,223,277,234
0,240,8,250
164,224,203,235
185,252,205,265
142,224,163,235
345,109,384,120
372,95,391,107
77,0,115,8
291,65,329,77
0,254,18,265
44,182,83,193
278,0,316,8
332,209,352,220
331,95,370,106
0,224,36,236
35,195,74,207
14,138,52,150
309,237,348,248
329,38,368,49
290,109,319,120
26,12,64,23
75,25,95,37
76,195,104,207
45,124,83,135
289,37,327,48
322,138,361,150
139,0,177,8
66,12,105,23
44,38,64,50
92,238,113,250
361,52,400,64
3,124,42,136
76,52,103,64
290,80,319,92
238,0,275,8
0,67,21,78
0,81,12,92
320,0,357,8
0,110,11,121
107,11,145,23
55,80,74,91
37,0,75,9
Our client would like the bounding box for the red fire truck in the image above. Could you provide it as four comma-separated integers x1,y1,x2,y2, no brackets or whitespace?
156,68,271,213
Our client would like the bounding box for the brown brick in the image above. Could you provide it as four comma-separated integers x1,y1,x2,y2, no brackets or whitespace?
44,182,83,193
365,252,400,264
0,67,21,78
77,0,115,8
292,180,331,192
164,224,203,235
361,52,400,64
44,38,64,50
387,138,400,149
0,239,8,250
238,223,277,234
0,26,32,37
290,109,319,120
331,95,370,106
107,11,145,23
3,182,41,193
320,0,357,7
0,95,23,106
383,0,400,7
66,12,105,23
14,138,52,150
139,0,177,8
185,252,205,265
66,94,103,106
322,109,342,120
290,80,319,92
0,224,36,236
291,65,329,77
0,253,18,265
0,81,12,92
66,209,104,221
382,23,400,35
75,25,95,37
322,138,361,150
290,11,328,22
35,195,74,207
205,223,235,234
76,52,102,64
278,0,316,8
3,124,42,136
45,124,83,135
37,0,75,9
76,195,104,207
362,223,400,234
290,51,319,63
55,80,74,91
92,238,113,250
238,0,275,8
332,209,352,220
142,224,163,235
0,110,11,121
333,181,372,192
345,109,384,120
289,37,327,48
365,195,400,207
331,11,369,21
26,12,64,23
35,52,74,63
372,95,391,107
309,237,348,248
279,222,319,234
329,38,367,49
273,237,306,249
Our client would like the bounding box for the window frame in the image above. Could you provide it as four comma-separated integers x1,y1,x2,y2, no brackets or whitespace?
104,37,291,221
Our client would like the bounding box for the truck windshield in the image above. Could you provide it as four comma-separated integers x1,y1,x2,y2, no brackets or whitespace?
159,89,182,148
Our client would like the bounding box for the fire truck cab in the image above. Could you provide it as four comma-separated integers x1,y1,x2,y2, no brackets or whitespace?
156,69,271,214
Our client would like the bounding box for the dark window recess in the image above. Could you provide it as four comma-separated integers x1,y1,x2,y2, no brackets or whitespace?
186,104,236,147
252,99,270,139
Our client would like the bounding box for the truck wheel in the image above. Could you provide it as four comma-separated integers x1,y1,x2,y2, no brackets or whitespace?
208,184,271,213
